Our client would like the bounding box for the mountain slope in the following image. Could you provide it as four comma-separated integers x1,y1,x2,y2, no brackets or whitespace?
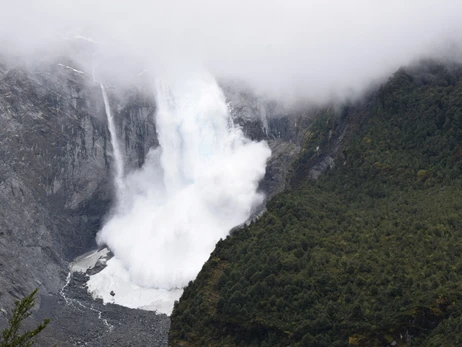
169,61,462,347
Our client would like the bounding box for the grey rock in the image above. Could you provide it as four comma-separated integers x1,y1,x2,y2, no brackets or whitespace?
0,56,160,345
222,82,315,197
32,271,170,347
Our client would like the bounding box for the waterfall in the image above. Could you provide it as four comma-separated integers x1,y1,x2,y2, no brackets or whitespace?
101,84,124,197
89,70,270,312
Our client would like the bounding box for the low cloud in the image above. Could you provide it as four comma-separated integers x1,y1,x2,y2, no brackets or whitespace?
1,0,462,103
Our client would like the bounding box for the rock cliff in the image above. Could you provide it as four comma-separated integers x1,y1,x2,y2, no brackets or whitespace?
0,56,156,307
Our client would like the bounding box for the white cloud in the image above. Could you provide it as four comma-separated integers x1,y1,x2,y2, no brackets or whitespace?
1,0,462,102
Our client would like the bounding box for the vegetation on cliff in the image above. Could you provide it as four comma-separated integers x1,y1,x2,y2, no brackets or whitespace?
169,61,462,346
1,289,50,347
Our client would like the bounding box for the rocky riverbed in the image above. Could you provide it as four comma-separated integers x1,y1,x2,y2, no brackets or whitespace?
34,269,171,346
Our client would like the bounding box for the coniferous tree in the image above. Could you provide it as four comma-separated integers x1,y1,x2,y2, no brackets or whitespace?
1,289,50,347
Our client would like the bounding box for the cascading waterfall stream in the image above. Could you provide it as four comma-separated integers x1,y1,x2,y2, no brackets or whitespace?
101,84,125,198
87,70,271,314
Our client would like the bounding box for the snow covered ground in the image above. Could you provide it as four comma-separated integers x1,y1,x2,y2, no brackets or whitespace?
71,248,109,273
71,248,183,315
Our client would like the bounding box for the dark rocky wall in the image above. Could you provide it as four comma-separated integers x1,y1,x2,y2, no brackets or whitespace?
0,58,157,309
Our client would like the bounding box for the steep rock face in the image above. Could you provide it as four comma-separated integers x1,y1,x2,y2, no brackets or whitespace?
0,58,157,309
223,83,315,198
108,83,158,171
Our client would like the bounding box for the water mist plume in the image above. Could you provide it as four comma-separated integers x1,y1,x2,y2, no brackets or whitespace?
96,70,271,290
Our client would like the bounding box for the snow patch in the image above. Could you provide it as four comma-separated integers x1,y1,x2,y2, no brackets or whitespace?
73,34,97,44
71,248,109,273
87,257,183,315
57,63,85,75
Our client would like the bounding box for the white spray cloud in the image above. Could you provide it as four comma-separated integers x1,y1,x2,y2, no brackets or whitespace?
96,69,270,289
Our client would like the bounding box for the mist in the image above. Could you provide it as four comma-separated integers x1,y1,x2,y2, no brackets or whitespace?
92,69,270,299
2,1,462,102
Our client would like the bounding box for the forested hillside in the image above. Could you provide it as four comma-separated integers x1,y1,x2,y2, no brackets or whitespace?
169,61,462,347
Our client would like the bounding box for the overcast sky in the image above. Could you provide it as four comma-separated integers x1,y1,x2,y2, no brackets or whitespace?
1,0,462,102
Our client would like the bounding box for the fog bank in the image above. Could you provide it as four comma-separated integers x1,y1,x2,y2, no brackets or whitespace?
2,1,462,102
